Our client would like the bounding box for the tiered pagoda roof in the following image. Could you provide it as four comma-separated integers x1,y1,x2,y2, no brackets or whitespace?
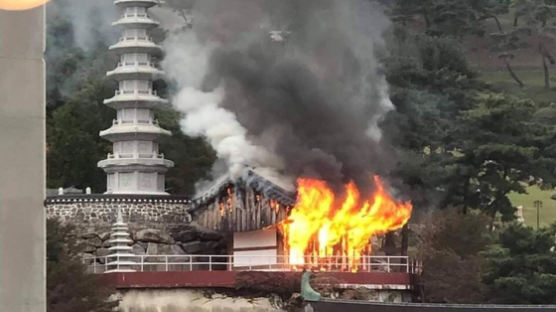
105,208,136,272
98,0,173,195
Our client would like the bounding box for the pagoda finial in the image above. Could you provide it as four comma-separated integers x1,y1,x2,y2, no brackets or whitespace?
116,207,123,224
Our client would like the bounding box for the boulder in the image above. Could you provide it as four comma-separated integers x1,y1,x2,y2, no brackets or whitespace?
102,239,112,248
136,241,148,250
79,231,100,240
95,248,110,257
180,241,204,254
80,253,95,265
207,241,226,253
146,242,158,255
87,237,103,248
132,244,146,255
136,229,174,244
170,224,200,234
82,243,97,254
172,244,186,255
551,193,556,200
99,232,111,241
97,256,107,265
198,231,222,241
173,230,197,243
156,243,174,255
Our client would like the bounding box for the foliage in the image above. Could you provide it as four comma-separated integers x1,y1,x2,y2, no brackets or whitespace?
47,77,114,191
483,223,556,304
384,23,555,226
505,0,556,88
385,3,556,303
416,210,492,303
392,0,511,37
47,219,117,312
445,93,555,221
383,30,484,212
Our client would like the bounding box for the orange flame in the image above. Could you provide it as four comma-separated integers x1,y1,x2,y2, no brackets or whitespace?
281,176,412,272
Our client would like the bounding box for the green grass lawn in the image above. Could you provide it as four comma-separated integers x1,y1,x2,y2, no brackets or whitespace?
477,68,556,103
508,186,556,228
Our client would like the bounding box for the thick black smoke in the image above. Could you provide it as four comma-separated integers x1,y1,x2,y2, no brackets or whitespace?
164,0,394,193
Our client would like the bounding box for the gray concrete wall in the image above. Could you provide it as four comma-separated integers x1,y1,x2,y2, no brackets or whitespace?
118,289,285,312
308,300,556,312
0,6,46,312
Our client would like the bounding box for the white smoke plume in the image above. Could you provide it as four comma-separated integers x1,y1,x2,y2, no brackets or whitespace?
163,32,288,186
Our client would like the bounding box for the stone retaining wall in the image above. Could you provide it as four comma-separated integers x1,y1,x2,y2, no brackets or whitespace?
45,195,191,226
45,195,228,259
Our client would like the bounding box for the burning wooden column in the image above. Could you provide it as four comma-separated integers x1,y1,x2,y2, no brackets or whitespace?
280,176,412,272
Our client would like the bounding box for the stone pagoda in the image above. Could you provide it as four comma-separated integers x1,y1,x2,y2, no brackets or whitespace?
98,0,173,195
106,208,136,273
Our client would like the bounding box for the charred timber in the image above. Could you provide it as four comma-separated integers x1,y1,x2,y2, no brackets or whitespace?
191,169,295,233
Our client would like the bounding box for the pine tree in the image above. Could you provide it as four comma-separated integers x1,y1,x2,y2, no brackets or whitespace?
47,219,117,312
483,223,556,304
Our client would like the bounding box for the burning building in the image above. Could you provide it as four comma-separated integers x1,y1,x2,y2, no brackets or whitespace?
156,0,414,271
190,167,412,272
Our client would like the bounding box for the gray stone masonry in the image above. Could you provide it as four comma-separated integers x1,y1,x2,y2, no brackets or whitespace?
45,195,227,259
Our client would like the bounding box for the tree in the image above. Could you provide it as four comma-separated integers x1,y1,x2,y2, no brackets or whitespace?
470,0,513,31
383,31,490,256
47,219,117,312
489,27,530,87
392,0,510,37
383,31,484,212
392,0,527,87
483,223,556,304
511,0,556,89
444,93,555,224
416,210,492,303
47,78,114,192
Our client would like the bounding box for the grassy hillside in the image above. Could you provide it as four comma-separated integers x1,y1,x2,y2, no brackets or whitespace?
478,69,556,103
477,67,556,227
461,15,556,227
508,186,556,228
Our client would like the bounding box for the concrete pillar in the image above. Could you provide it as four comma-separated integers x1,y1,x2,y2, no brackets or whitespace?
0,5,46,312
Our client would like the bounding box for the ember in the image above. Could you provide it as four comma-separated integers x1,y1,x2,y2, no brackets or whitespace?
281,176,412,272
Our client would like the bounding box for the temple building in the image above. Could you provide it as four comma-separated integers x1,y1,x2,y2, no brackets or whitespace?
98,0,173,195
